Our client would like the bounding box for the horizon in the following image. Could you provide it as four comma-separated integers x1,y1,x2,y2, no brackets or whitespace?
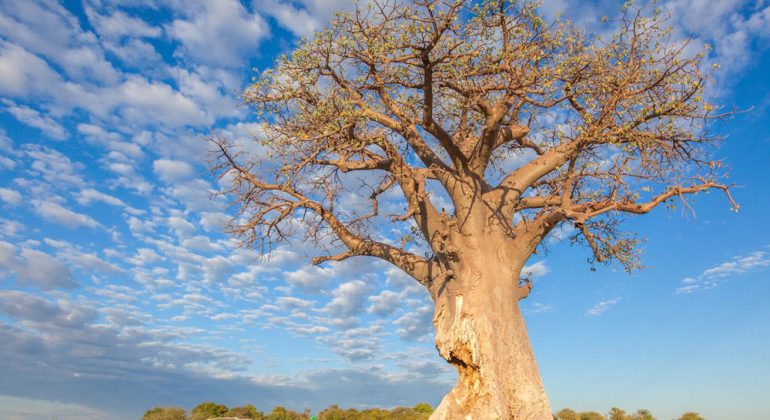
0,1,769,419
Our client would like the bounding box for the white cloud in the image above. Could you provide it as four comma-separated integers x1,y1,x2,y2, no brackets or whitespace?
76,188,126,207
256,0,355,37
0,218,24,237
85,8,162,39
701,251,770,278
368,290,401,316
548,223,576,244
257,0,321,38
77,123,144,160
0,1,119,84
325,280,369,317
0,156,14,170
181,235,222,252
0,290,95,326
586,297,621,317
522,260,549,279
199,212,230,232
285,265,334,291
117,75,208,127
166,0,268,67
26,145,85,187
0,241,77,290
394,305,433,340
167,215,197,237
32,200,100,229
127,248,164,266
676,250,770,294
153,159,196,182
0,396,109,420
320,335,380,360
0,41,66,98
2,100,68,140
104,37,163,68
169,66,240,120
201,254,236,283
164,179,223,212
664,1,770,78
0,41,209,131
0,187,22,206
523,302,554,315
289,325,330,335
275,296,314,309
58,45,121,84
44,239,124,275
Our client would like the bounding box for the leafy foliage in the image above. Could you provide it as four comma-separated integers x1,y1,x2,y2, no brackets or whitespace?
555,407,680,420
142,406,188,420
265,406,306,420
677,413,705,420
318,404,431,420
212,0,736,287
412,403,434,414
227,404,264,419
191,402,228,420
608,407,631,420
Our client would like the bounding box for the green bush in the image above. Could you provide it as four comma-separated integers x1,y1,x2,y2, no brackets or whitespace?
227,404,264,419
412,403,433,414
265,406,305,420
191,402,228,420
142,406,188,420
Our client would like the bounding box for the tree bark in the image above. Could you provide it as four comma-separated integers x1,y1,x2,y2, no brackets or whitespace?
429,254,551,419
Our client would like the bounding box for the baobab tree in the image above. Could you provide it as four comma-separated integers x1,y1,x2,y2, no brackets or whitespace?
211,1,735,418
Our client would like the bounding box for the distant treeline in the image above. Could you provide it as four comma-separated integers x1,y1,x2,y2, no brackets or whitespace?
141,402,434,420
555,408,704,420
141,403,704,420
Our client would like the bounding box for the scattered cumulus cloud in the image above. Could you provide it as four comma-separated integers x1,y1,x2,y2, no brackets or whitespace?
75,188,127,208
523,302,554,315
2,100,68,140
0,241,77,290
676,250,770,294
25,145,85,187
153,159,196,182
84,8,163,40
32,200,101,229
394,305,434,340
368,290,401,316
285,265,334,292
166,0,268,67
0,187,22,205
586,297,622,317
117,76,209,127
326,280,369,314
522,260,549,279
0,0,766,418
0,396,109,420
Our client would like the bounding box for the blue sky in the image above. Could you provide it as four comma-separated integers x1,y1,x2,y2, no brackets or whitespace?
0,1,768,419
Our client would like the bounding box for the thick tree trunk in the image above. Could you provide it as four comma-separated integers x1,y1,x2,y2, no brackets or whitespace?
429,258,551,419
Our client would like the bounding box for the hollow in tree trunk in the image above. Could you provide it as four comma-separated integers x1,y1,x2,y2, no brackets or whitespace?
429,262,551,419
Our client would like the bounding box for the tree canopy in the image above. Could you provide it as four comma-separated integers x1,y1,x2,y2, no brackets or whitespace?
210,0,736,417
212,0,735,291
191,401,228,420
142,406,188,420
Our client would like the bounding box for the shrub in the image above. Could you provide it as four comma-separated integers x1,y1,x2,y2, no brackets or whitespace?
227,404,264,419
191,402,228,420
142,406,188,420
